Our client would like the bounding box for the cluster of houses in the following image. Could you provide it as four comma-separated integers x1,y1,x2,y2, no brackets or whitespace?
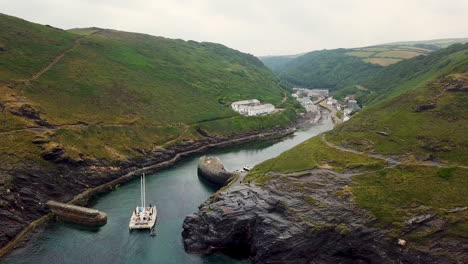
293,88,361,122
292,88,329,99
230,89,362,121
231,99,275,116
327,95,361,121
292,88,326,113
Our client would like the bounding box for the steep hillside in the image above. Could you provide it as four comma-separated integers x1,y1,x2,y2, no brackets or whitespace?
258,53,303,73
0,13,300,250
210,44,468,262
0,13,299,162
359,43,468,104
260,39,468,96
254,44,468,260
270,49,383,91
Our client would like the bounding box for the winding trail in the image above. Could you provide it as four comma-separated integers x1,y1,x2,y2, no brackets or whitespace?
0,127,51,136
321,134,401,165
321,134,467,169
24,37,83,86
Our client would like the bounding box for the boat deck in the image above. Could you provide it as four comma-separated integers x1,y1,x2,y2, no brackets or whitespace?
129,206,157,230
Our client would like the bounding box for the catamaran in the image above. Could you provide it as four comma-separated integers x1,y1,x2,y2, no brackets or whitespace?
129,173,157,231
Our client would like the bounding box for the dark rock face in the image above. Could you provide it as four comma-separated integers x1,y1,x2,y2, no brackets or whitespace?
9,104,51,127
183,169,453,263
444,81,468,92
376,131,390,136
41,145,67,163
414,103,436,112
197,156,234,186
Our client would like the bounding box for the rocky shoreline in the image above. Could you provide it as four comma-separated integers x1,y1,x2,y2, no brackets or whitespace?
0,112,318,257
182,169,456,264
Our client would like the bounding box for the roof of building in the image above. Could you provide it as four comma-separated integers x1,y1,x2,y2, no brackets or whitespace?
231,99,260,105
249,103,274,110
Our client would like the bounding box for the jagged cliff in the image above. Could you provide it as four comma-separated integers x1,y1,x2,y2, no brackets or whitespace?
183,169,451,263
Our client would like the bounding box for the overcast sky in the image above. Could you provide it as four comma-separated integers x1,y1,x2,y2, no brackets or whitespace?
2,0,468,56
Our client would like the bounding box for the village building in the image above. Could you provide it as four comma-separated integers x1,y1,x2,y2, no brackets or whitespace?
326,97,338,105
347,99,360,111
231,99,260,112
231,99,275,116
246,103,275,116
293,88,329,98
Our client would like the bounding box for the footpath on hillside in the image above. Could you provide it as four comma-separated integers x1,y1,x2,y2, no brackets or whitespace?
321,134,467,169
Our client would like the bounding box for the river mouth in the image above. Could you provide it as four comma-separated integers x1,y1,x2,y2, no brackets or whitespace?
3,116,333,264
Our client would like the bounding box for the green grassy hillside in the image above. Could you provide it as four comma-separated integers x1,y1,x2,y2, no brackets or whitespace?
258,54,303,73
270,49,383,91
249,44,468,259
0,13,299,163
260,39,468,95
360,43,468,103
337,43,468,103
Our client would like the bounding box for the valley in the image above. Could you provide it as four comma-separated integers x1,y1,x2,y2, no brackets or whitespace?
0,10,467,264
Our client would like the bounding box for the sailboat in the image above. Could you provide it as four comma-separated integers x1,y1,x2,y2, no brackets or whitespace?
129,173,157,231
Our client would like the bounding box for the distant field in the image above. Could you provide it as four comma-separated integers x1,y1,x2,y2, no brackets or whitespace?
348,45,430,66
397,46,432,52
344,51,375,57
374,50,423,59
364,58,402,66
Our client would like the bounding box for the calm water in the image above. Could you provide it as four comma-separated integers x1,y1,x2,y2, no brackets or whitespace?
3,116,333,264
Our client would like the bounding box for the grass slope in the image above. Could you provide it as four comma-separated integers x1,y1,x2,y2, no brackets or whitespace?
0,13,299,163
272,49,383,91
260,39,468,97
248,44,468,256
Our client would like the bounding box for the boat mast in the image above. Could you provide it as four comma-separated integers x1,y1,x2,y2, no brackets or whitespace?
143,173,146,208
140,174,143,208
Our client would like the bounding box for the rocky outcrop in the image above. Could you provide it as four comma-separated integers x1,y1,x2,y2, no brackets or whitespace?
198,156,234,186
46,201,107,226
0,119,304,255
444,77,468,92
414,103,436,112
9,104,51,127
182,169,453,263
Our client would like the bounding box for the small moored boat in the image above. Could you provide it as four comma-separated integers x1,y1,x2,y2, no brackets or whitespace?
129,173,157,230
243,165,251,171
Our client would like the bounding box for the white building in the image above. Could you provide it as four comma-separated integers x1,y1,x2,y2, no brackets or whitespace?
247,103,275,116
326,97,338,105
347,99,360,111
231,99,275,116
231,99,260,112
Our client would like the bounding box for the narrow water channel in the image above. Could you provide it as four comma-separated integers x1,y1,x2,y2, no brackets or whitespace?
3,116,333,264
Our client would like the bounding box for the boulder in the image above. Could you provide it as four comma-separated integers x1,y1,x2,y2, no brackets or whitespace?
197,156,233,186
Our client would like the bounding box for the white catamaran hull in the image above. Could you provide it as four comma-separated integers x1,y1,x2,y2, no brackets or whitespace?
129,206,157,230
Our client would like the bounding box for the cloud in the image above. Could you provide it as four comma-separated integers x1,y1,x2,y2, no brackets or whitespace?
1,0,467,55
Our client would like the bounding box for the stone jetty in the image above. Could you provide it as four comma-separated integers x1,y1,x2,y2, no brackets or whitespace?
47,201,107,226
